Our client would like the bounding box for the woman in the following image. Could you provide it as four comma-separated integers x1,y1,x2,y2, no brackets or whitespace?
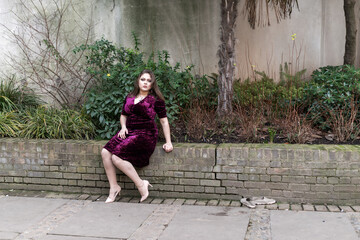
101,69,173,203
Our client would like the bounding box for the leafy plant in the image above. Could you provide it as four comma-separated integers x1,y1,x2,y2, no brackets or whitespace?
268,127,276,143
76,37,145,139
20,106,95,139
233,70,304,110
302,65,360,130
279,62,306,88
0,111,22,137
80,37,217,139
0,76,42,110
0,96,16,112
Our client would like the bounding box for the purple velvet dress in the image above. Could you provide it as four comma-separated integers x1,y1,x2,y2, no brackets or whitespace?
103,94,167,168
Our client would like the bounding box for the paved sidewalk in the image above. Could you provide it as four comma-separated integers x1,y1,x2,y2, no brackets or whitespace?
0,191,360,240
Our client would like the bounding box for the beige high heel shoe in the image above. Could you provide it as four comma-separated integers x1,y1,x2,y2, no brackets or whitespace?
105,186,121,203
138,180,153,203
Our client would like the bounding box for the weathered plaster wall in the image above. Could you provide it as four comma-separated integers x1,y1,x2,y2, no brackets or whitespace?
0,0,358,83
0,0,19,74
91,0,221,75
235,0,346,81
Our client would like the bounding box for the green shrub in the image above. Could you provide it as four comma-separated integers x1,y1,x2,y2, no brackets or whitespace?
78,38,217,139
233,71,304,109
0,76,42,110
302,65,360,129
20,106,95,139
75,38,145,139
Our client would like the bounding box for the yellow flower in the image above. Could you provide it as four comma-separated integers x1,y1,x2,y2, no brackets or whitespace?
291,33,297,41
107,73,111,77
251,65,256,68
233,63,236,66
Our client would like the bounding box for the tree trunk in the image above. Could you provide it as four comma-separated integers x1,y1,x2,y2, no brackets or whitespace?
344,0,357,65
217,0,238,119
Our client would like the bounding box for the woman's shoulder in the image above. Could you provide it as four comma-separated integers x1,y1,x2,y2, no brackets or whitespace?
124,94,135,101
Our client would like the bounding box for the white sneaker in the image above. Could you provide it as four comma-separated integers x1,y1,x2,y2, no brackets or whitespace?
240,198,256,208
250,197,276,205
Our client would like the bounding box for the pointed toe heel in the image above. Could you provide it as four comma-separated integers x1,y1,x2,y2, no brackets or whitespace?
138,180,153,203
105,187,121,203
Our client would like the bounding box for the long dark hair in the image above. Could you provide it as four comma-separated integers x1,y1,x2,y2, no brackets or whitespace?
130,69,165,101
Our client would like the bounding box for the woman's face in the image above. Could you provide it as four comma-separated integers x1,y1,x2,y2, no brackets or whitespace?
138,73,152,93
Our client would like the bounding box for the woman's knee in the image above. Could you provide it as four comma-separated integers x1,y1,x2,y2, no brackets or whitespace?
101,148,111,159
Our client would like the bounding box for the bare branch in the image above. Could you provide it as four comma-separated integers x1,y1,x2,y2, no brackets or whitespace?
2,0,95,108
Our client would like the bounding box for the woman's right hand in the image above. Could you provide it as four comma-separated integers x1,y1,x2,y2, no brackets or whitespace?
118,127,128,139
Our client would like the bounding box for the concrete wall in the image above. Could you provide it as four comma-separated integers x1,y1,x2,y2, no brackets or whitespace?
0,0,358,82
1,138,360,205
91,0,220,75
235,0,347,81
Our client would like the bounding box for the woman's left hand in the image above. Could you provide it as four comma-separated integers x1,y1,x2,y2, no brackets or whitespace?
163,142,173,153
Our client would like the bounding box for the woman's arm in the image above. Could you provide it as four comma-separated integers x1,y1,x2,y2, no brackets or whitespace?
117,114,128,139
159,117,173,152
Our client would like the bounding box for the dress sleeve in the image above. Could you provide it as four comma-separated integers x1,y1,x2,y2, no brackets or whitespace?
154,98,167,118
121,96,129,116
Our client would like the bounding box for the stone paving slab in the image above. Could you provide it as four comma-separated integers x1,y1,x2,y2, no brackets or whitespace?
340,206,354,212
218,200,231,206
303,204,314,211
207,200,219,206
353,206,360,212
278,204,290,210
265,204,278,210
327,205,341,212
314,205,328,212
129,205,181,240
172,198,185,205
348,212,360,238
183,199,196,205
150,198,164,204
230,201,241,207
163,198,176,205
48,202,157,239
195,200,208,206
21,200,91,240
1,195,360,240
41,236,113,240
271,211,359,240
0,196,68,233
0,231,19,240
290,204,302,211
158,205,250,240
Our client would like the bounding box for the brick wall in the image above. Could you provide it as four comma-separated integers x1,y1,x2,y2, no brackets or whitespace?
0,138,359,205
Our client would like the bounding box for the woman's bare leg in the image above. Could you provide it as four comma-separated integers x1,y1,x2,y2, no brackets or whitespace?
111,155,143,187
111,155,152,202
101,149,121,200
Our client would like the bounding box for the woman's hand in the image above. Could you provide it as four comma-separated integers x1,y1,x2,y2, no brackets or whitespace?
118,127,128,139
163,142,173,153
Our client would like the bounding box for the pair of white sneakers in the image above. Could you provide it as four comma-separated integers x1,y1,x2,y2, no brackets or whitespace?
240,197,276,209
